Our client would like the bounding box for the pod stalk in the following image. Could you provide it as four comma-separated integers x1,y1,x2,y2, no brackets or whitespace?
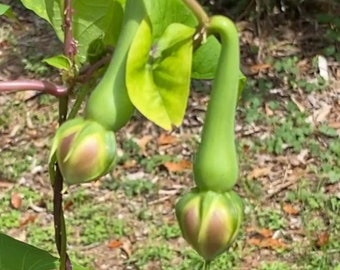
193,16,240,192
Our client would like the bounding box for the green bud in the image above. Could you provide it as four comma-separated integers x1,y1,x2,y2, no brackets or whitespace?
175,189,243,261
50,118,116,185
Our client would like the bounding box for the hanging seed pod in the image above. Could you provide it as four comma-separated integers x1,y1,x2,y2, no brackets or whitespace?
193,16,241,192
50,118,116,185
175,188,243,261
85,0,146,131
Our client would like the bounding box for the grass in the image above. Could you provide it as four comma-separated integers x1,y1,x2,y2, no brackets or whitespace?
1,3,340,270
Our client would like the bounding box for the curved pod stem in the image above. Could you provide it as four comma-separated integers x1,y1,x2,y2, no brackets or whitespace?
193,16,240,192
85,0,145,131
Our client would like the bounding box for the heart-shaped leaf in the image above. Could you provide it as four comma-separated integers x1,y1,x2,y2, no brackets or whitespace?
192,36,221,79
20,0,125,63
126,20,195,130
0,233,88,270
143,0,197,39
0,4,13,17
43,55,72,70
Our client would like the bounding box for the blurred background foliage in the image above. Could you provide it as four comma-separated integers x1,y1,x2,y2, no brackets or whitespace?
199,0,340,20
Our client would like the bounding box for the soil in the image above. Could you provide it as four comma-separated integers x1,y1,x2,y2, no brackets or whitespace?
1,1,340,270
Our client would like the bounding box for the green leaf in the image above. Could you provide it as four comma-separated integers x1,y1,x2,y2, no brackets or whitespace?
192,34,246,97
43,55,72,70
191,36,221,79
238,71,247,99
71,0,124,62
20,0,125,63
143,0,197,40
19,0,61,26
86,37,107,64
0,233,57,270
143,0,224,80
126,20,195,130
0,233,88,270
0,4,12,17
192,37,247,88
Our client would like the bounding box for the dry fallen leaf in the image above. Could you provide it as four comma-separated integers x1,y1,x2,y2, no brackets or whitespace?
248,237,287,249
63,200,74,211
248,167,272,179
249,63,271,74
283,203,299,215
314,105,332,123
157,133,177,145
317,55,329,81
247,227,287,249
108,239,123,249
264,103,274,116
15,90,39,101
163,160,192,173
135,135,153,154
11,192,22,209
328,121,340,129
315,232,329,248
20,214,37,227
122,159,137,169
291,96,305,112
121,240,132,258
0,181,14,189
246,227,273,238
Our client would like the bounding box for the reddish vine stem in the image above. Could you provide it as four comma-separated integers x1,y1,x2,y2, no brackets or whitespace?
63,0,77,60
0,80,68,96
0,51,110,95
77,53,111,83
53,0,75,270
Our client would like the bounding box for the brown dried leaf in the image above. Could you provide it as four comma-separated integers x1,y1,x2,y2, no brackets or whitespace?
248,237,261,246
121,240,132,258
11,192,22,209
135,135,153,154
163,160,192,173
157,133,177,145
248,237,287,249
123,159,137,169
257,228,273,238
0,181,14,189
63,200,74,211
291,96,305,112
15,90,39,101
108,239,123,249
328,121,340,129
283,203,299,215
314,105,332,123
246,227,273,238
315,232,329,248
249,63,271,74
248,167,271,179
20,214,37,227
264,103,274,116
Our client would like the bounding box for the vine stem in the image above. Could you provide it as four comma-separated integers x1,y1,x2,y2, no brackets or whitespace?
52,0,76,270
202,16,239,147
192,15,240,191
203,261,211,270
77,53,111,83
182,0,210,27
182,0,210,50
0,80,67,96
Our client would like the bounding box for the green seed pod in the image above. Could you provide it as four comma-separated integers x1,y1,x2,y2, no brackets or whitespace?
85,0,146,131
50,118,116,185
175,189,243,262
193,16,241,192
